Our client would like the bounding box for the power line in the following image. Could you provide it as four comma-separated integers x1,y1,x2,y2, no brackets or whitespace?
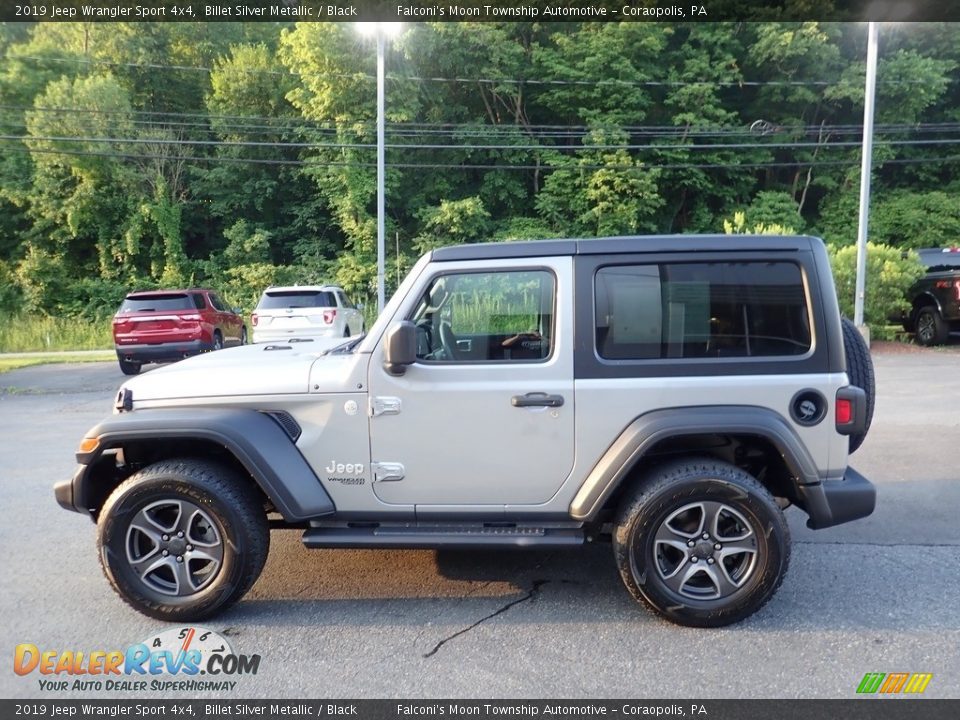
5,143,959,172
11,54,958,88
9,104,960,139
8,133,960,153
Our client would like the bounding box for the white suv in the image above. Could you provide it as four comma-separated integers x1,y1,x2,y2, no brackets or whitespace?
251,285,364,344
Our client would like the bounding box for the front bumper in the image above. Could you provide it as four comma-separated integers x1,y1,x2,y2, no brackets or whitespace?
55,457,115,518
798,466,876,530
115,340,213,364
54,475,75,512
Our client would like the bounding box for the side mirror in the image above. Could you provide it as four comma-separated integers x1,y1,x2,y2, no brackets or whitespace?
383,321,417,376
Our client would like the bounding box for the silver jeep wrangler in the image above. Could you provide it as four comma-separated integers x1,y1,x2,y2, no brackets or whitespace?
56,235,876,627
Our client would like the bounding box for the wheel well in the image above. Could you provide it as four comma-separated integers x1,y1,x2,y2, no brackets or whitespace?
912,295,938,313
83,438,270,519
601,433,798,516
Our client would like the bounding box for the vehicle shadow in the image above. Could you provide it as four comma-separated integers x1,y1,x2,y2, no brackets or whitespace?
228,532,960,633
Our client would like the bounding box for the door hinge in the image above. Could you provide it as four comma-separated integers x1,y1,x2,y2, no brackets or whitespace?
370,396,402,417
371,462,405,483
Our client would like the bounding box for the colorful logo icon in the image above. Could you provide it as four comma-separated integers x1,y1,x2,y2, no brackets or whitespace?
857,672,932,695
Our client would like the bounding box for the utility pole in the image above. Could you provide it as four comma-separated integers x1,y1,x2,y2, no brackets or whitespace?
854,21,879,336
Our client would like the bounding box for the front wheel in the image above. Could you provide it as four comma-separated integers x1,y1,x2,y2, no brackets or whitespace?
97,458,269,621
613,458,790,628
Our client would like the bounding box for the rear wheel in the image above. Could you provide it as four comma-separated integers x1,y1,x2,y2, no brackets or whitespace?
118,358,141,376
240,326,248,345
97,458,269,621
212,331,223,351
613,458,790,628
915,306,948,346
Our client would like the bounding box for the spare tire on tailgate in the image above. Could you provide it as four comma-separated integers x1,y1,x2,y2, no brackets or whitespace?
841,317,875,453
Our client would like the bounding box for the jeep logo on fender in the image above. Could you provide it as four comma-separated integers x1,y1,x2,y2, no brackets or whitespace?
325,461,364,476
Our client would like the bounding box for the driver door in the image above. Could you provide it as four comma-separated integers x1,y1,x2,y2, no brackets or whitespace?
367,258,575,510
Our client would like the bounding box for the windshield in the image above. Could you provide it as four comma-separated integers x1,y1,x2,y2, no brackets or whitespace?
257,290,336,309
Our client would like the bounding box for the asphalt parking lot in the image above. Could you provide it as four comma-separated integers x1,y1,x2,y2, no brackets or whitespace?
1,349,959,699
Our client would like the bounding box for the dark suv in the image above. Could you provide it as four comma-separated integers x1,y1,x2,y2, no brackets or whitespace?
112,289,246,375
903,248,960,346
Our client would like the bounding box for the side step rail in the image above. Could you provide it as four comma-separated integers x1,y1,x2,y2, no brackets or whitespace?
302,525,584,549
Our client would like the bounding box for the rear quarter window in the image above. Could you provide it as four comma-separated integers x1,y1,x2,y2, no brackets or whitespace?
595,261,811,360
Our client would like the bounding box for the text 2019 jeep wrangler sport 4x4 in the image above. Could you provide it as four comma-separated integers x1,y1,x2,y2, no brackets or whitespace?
56,235,876,627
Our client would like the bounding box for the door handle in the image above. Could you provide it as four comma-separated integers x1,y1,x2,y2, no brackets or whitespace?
511,392,564,408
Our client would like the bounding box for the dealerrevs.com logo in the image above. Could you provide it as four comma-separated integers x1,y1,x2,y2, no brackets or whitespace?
14,627,260,692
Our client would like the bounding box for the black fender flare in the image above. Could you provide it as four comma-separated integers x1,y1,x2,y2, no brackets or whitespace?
912,290,943,316
568,406,819,521
69,408,335,521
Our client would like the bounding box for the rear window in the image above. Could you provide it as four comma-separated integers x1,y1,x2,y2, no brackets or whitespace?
119,294,196,313
595,262,811,360
918,249,960,271
256,291,336,310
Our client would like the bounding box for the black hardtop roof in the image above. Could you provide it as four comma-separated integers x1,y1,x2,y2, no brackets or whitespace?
430,234,822,262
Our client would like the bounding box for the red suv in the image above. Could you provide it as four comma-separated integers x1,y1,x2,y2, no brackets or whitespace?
112,289,246,375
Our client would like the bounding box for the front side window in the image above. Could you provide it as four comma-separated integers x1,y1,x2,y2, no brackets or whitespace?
411,270,555,362
596,262,811,360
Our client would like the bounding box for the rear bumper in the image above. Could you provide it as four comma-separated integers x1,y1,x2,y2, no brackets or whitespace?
115,340,212,363
798,467,876,530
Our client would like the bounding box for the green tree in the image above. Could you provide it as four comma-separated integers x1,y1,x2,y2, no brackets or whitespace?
828,243,924,337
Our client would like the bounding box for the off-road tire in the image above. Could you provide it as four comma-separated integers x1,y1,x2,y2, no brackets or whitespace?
97,458,269,621
613,458,790,628
841,317,875,453
118,358,141,376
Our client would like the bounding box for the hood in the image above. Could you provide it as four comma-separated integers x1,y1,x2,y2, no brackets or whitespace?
123,339,355,402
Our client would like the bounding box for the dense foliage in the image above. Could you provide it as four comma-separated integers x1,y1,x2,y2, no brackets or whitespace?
0,21,957,322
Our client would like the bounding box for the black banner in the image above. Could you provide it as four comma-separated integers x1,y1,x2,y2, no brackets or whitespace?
3,0,960,23
1,700,958,720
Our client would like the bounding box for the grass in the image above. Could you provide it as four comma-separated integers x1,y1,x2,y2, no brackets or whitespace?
0,314,113,352
0,352,115,373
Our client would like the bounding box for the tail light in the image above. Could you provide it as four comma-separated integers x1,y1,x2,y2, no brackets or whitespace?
322,309,337,324
251,313,259,326
835,398,853,425
835,386,865,435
